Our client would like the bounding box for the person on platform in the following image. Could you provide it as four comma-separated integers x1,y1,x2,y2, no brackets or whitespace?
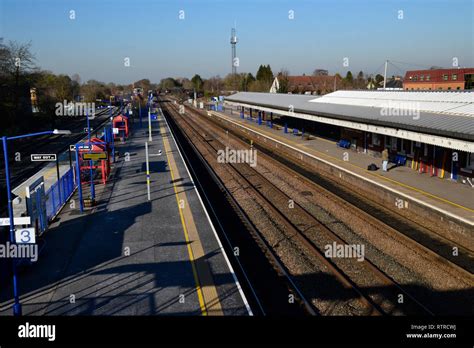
382,148,389,172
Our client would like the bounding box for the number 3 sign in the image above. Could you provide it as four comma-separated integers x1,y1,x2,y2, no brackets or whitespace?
15,228,36,244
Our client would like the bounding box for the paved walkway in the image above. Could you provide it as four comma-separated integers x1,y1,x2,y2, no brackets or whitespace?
0,115,249,316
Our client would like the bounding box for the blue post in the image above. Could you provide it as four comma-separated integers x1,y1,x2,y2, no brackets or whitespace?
109,100,115,162
284,124,288,133
258,114,262,125
75,144,84,213
240,110,244,119
86,111,95,201
51,185,56,212
1,136,22,316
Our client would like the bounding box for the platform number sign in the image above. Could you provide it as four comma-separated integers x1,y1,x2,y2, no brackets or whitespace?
15,228,36,244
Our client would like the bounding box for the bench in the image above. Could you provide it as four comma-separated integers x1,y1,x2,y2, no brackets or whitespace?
337,139,351,149
394,154,407,166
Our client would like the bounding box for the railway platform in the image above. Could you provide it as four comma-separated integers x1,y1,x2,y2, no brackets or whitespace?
206,107,474,246
0,115,251,316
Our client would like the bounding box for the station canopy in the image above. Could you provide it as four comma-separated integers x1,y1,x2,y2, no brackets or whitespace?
225,91,474,152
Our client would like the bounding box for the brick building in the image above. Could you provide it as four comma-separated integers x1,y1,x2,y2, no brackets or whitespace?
404,68,474,90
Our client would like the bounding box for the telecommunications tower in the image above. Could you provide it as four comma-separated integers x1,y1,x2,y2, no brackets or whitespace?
231,27,238,75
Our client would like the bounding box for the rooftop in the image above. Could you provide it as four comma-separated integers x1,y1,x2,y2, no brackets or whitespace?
225,91,474,143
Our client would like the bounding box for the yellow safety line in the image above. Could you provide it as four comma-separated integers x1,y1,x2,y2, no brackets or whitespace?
215,112,474,214
160,121,208,316
369,173,474,213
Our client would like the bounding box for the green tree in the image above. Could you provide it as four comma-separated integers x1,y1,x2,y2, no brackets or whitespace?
375,74,384,86
345,71,353,83
276,69,289,93
256,64,274,83
160,77,180,91
191,74,204,91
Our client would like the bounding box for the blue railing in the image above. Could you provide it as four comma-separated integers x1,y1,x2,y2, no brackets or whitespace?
45,168,76,220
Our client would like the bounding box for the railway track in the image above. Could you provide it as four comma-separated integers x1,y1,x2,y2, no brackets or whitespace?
164,99,473,315
0,106,125,214
0,107,124,187
161,101,313,316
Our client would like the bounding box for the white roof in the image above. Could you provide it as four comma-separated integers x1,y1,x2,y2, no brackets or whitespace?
309,90,474,117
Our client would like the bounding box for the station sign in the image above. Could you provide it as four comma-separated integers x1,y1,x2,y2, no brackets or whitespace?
82,152,108,161
113,128,119,134
0,216,31,226
15,227,36,244
72,144,92,151
151,114,158,121
31,154,56,162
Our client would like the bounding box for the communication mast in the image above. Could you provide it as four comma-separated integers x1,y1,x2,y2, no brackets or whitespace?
231,28,238,75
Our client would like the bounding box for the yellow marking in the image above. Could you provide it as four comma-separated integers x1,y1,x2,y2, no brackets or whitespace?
213,111,474,214
159,114,223,315
369,173,474,213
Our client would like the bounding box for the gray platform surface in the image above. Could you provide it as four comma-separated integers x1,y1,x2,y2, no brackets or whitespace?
0,116,249,316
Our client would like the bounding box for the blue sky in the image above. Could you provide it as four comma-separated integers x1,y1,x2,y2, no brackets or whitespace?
1,0,472,84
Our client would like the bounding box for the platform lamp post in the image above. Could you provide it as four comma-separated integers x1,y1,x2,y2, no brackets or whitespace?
86,110,95,202
1,129,71,316
110,116,115,163
147,94,153,142
109,98,115,163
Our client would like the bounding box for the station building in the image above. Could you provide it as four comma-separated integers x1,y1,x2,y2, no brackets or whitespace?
225,90,474,184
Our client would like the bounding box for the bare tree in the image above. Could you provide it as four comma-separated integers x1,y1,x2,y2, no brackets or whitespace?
0,40,36,110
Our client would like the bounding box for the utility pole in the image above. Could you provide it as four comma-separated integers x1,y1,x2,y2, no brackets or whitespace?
145,142,151,201
383,60,388,89
148,95,152,142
